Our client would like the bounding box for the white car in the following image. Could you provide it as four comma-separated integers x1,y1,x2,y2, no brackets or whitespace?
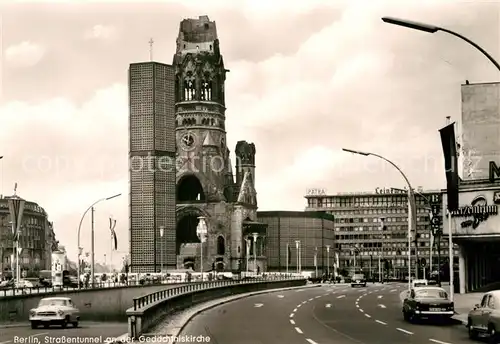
412,279,428,288
29,297,80,329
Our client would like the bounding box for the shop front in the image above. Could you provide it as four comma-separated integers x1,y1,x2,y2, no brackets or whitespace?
443,182,500,293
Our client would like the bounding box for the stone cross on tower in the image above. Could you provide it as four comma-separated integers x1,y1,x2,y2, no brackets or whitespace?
149,38,154,61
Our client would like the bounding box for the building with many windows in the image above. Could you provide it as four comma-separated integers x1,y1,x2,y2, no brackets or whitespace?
305,188,458,279
257,211,335,274
128,61,177,273
0,195,57,278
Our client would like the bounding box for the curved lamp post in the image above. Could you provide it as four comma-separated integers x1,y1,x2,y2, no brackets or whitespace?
77,193,121,289
343,148,417,290
381,17,500,72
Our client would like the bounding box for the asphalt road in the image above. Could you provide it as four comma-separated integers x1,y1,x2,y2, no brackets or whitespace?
180,283,473,344
0,322,127,344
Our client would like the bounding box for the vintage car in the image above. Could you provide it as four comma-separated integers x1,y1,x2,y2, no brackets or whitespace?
412,279,428,288
467,290,500,341
29,297,80,329
351,273,367,287
402,286,454,322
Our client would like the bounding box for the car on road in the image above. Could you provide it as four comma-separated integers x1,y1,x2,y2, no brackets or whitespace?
467,290,500,341
29,297,80,329
351,274,367,287
402,286,454,323
412,279,428,288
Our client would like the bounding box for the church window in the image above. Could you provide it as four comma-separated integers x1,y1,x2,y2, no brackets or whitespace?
196,45,199,50
209,45,212,51
210,118,215,126
201,80,212,101
184,79,196,101
217,236,225,255
204,23,209,29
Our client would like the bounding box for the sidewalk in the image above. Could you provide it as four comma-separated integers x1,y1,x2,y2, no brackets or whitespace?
442,284,482,325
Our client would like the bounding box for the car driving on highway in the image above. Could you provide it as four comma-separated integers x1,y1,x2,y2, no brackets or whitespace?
402,286,454,323
351,273,367,287
467,290,500,341
29,297,80,329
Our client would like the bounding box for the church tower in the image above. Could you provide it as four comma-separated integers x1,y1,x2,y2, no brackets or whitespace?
173,16,233,271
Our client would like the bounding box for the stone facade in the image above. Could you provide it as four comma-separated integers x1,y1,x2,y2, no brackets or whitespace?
173,16,266,273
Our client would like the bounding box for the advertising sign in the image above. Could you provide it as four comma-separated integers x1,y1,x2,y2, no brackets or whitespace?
443,189,500,236
51,250,66,287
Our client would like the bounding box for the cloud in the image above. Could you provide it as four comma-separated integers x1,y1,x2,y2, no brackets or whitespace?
4,41,45,67
84,24,118,40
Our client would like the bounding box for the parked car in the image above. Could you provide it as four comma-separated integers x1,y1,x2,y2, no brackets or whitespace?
467,290,500,341
29,297,80,329
351,274,367,287
402,286,454,323
412,279,429,288
0,279,14,289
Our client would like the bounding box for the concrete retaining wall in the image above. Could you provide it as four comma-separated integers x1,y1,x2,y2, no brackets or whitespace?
0,283,187,323
127,278,307,338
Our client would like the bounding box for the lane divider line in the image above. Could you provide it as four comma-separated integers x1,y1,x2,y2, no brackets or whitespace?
297,304,301,308
429,339,451,344
295,327,303,334
290,319,295,325
365,314,371,318
359,309,364,313
293,308,297,312
396,328,413,335
309,298,314,301
376,320,387,325
306,339,319,344
290,313,294,318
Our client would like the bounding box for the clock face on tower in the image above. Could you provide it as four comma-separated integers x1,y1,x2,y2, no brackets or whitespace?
180,132,196,151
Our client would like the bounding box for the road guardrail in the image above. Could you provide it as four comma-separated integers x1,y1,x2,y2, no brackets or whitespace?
126,275,307,338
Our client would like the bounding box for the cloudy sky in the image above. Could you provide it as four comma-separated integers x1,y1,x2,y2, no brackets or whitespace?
1,0,499,266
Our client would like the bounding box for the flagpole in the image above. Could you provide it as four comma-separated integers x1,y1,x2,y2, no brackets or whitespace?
286,243,289,275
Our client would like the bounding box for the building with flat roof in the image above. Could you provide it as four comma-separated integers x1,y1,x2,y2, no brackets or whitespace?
257,211,335,275
305,187,458,279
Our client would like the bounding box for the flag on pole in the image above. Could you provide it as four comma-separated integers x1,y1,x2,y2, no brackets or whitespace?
109,217,117,250
8,196,25,242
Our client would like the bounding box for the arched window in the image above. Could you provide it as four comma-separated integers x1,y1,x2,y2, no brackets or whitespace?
184,79,195,101
201,80,212,101
217,236,225,255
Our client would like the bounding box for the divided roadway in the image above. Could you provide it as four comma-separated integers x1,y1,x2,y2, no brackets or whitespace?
179,283,472,344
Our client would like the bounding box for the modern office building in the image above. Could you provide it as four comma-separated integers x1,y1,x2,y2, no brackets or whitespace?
442,81,500,293
0,195,57,277
257,211,335,274
305,187,458,279
128,61,177,273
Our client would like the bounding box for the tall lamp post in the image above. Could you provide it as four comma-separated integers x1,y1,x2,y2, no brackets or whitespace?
343,148,417,291
295,240,300,274
326,245,331,278
159,226,165,274
381,17,500,72
252,233,258,274
77,193,121,289
196,217,208,281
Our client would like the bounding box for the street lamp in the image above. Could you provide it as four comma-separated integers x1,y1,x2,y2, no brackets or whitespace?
196,217,208,281
381,17,500,72
326,245,331,278
252,233,258,275
159,226,165,274
343,148,417,290
295,240,300,274
77,193,121,289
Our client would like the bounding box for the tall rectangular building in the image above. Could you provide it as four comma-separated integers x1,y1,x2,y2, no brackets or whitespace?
129,62,176,273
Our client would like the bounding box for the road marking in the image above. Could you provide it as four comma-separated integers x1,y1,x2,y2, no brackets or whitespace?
309,298,314,301
378,304,386,308
254,303,264,307
337,295,345,298
429,339,451,344
377,295,383,299
293,308,297,312
397,328,413,335
277,295,284,298
356,304,359,308
306,339,319,344
302,301,307,304
295,327,303,334
376,320,387,325
290,313,294,318
315,295,321,299
391,289,397,292
290,319,295,325
365,314,371,318
297,304,301,308
326,304,331,308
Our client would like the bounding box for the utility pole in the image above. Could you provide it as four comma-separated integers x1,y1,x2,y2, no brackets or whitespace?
90,207,95,288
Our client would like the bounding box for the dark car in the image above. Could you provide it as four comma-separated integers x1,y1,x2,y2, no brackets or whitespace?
63,276,81,288
402,286,454,323
351,274,367,287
